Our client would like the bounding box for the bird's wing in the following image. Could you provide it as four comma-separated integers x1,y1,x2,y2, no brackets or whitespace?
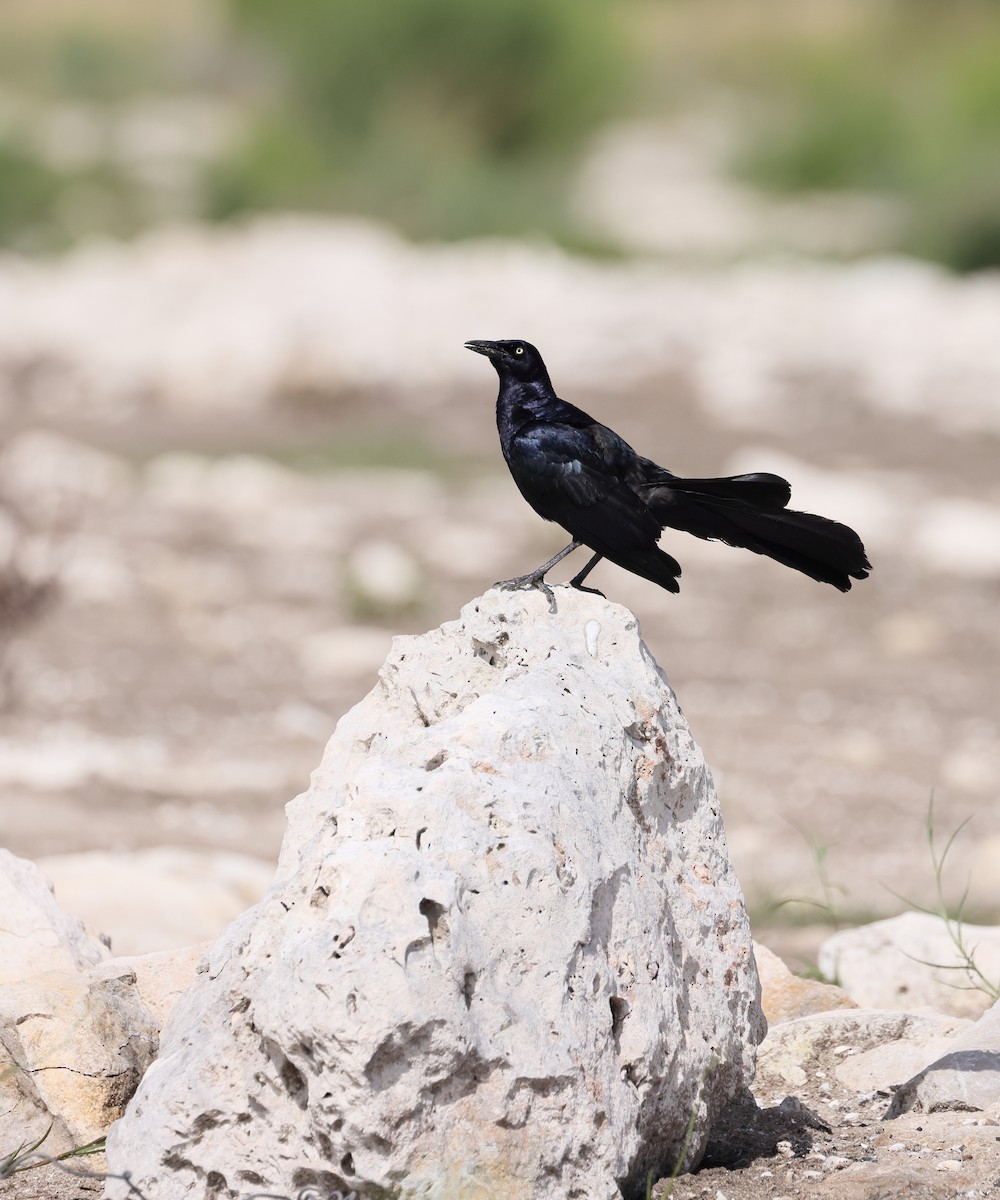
509,421,662,549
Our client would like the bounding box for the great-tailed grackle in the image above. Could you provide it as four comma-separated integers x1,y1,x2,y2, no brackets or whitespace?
465,338,871,611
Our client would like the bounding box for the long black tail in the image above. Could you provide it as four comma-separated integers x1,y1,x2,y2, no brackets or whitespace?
641,473,871,592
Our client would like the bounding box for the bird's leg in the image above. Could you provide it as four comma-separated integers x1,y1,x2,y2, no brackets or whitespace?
568,552,606,598
493,541,582,613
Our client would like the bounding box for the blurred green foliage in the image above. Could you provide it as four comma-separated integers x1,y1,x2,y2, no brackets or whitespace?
0,140,62,245
228,0,622,154
42,28,141,99
2,0,1000,269
208,0,631,240
0,138,143,253
0,17,194,251
726,0,1000,269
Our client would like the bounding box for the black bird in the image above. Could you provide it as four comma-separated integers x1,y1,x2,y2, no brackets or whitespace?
465,338,871,610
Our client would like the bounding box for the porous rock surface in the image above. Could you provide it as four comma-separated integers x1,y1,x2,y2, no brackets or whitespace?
104,588,765,1200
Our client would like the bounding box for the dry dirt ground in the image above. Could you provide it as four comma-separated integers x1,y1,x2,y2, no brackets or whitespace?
669,1098,1000,1200
2,366,998,964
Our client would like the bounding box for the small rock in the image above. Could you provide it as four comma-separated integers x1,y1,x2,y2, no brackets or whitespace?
819,912,1000,1018
0,848,110,982
96,943,205,1029
0,966,156,1152
756,1008,968,1098
836,1022,970,1094
886,997,1000,1117
0,849,159,1153
754,942,857,1025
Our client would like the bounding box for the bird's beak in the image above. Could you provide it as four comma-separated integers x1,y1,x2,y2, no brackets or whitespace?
464,339,498,358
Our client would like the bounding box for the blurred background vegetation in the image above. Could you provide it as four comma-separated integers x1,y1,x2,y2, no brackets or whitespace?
2,0,1000,269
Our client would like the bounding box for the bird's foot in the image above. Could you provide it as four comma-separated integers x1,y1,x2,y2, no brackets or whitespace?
492,573,558,614
570,580,606,598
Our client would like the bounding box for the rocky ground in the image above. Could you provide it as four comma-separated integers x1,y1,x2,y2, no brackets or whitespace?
672,1073,1000,1200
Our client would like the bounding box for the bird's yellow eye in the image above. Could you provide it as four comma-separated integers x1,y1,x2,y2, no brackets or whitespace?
515,346,524,355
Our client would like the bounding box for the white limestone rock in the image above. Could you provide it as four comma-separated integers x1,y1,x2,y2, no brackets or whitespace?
753,942,857,1025
0,848,111,983
887,997,1000,1116
104,588,764,1200
0,966,158,1153
0,851,158,1153
95,944,207,1029
755,1007,971,1099
819,912,1000,1019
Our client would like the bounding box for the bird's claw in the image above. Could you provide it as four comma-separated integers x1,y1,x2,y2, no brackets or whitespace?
492,575,558,614
571,581,605,598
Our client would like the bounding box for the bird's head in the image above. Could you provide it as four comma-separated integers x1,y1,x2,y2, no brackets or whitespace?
464,338,549,384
